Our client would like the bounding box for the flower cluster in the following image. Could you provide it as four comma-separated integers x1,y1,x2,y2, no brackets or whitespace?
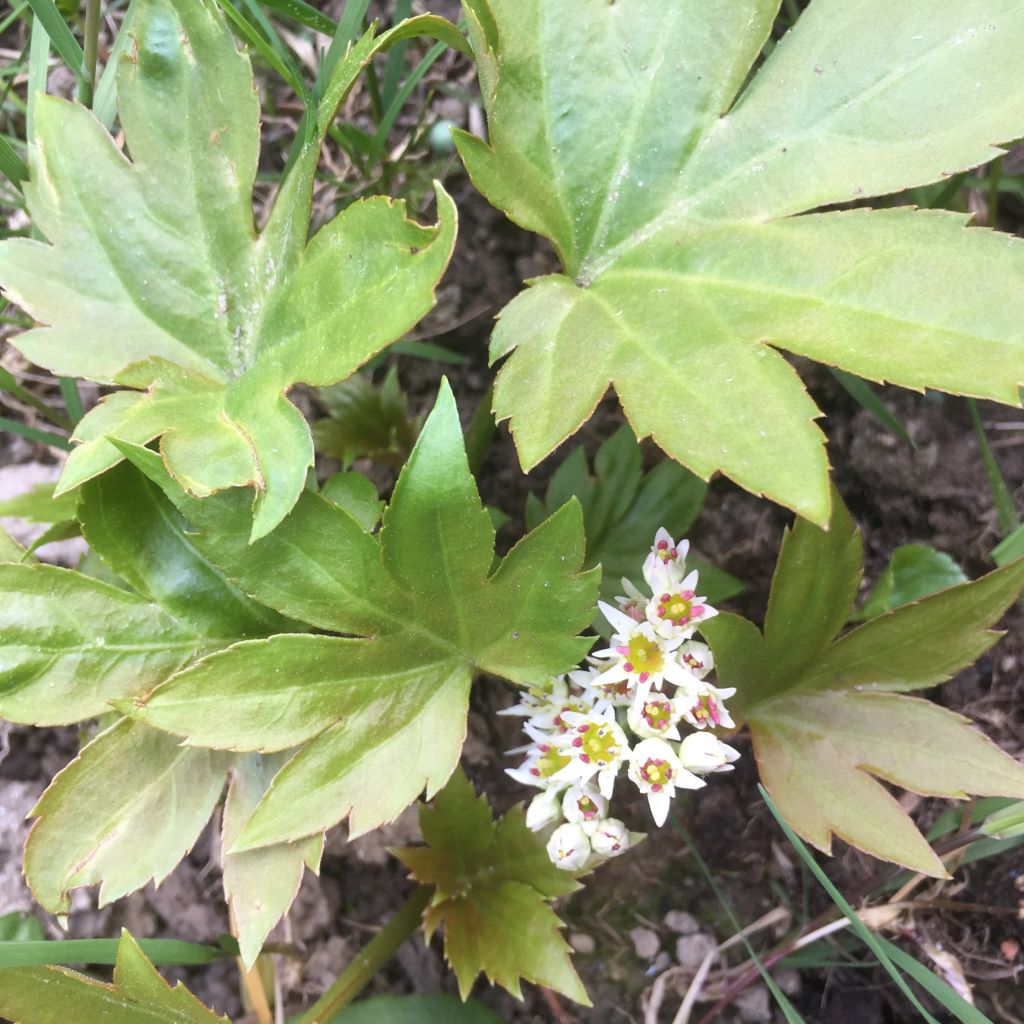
504,529,740,870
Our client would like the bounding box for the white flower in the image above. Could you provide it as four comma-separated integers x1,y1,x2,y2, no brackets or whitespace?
642,528,689,590
677,640,714,680
501,676,608,735
552,707,630,798
627,692,685,740
505,739,573,789
627,738,704,826
525,788,564,830
679,732,741,774
646,570,718,642
590,818,632,858
562,785,608,833
614,577,649,623
546,822,591,871
678,681,737,731
591,615,691,698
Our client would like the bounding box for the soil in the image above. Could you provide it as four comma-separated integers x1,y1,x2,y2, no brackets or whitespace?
2,3,1024,1023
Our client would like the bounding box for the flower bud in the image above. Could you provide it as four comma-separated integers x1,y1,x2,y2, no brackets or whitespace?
546,822,591,870
590,818,631,857
678,731,740,773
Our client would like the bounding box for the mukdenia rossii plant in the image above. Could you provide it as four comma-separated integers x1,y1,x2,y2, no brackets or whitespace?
505,530,739,868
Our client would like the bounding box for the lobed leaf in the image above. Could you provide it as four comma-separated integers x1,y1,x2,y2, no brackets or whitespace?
0,564,221,725
462,0,1024,523
118,383,598,849
394,772,586,1003
25,719,230,915
0,0,460,539
221,754,323,968
703,493,1024,874
0,930,227,1023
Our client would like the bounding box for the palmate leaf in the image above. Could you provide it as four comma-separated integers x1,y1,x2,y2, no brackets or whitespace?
703,494,1024,875
460,0,1024,523
0,930,227,1023
394,772,586,1004
119,382,599,852
0,0,461,540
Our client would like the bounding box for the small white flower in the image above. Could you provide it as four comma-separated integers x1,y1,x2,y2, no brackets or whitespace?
627,692,685,740
546,822,591,871
505,739,573,789
646,570,718,642
525,788,565,830
501,677,608,735
589,818,632,858
552,707,630,798
614,577,649,623
677,640,714,680
642,528,690,590
679,732,741,774
627,738,704,826
562,785,608,833
677,681,737,731
591,617,690,698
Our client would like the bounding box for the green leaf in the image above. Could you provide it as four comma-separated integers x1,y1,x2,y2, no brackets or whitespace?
0,0,459,539
222,754,323,969
0,937,227,969
334,994,501,1024
856,544,967,620
703,494,1024,874
321,471,383,532
0,563,227,725
0,914,44,944
0,482,77,523
462,0,1024,524
24,719,230,915
118,383,599,849
993,522,1024,567
78,461,292,637
394,771,586,1004
0,930,227,1023
312,367,418,467
0,526,26,563
528,426,743,626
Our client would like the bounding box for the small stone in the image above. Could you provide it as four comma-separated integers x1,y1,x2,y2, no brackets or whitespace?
629,926,660,960
675,933,716,969
777,969,801,995
569,932,596,955
663,909,700,935
734,985,771,1022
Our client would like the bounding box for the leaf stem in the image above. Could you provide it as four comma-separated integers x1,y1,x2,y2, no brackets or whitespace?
79,0,101,107
292,887,430,1024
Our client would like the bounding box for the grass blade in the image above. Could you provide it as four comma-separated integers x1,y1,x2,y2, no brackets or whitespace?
26,0,84,79
93,0,137,129
673,819,807,1024
58,377,83,423
0,134,27,188
967,398,1020,536
873,936,993,1024
259,0,335,35
318,0,371,93
830,367,914,447
759,785,942,1024
27,15,50,141
380,0,412,108
211,0,309,102
367,40,445,165
0,365,73,429
0,415,71,450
